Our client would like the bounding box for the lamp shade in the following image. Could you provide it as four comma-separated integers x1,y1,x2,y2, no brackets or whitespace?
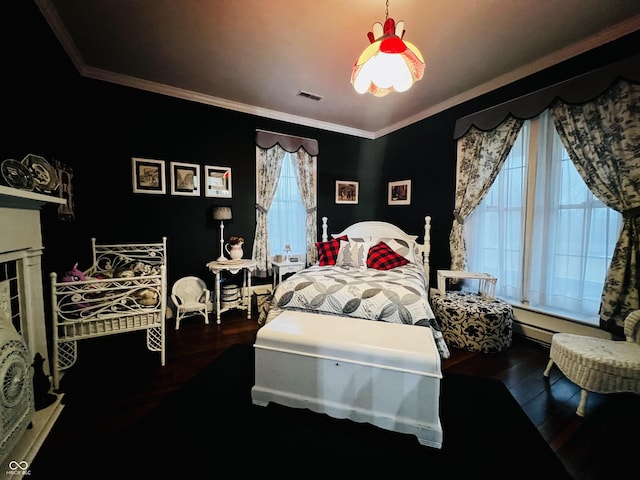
351,18,424,97
213,206,232,221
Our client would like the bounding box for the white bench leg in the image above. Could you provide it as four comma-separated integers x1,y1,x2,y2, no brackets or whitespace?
544,357,589,416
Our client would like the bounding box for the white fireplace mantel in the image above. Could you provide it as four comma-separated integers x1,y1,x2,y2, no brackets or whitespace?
0,185,65,371
0,185,66,209
0,185,67,471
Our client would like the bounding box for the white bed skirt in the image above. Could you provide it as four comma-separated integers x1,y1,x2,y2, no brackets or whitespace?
252,311,443,448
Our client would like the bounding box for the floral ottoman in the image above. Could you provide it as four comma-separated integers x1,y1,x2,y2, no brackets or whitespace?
431,291,513,353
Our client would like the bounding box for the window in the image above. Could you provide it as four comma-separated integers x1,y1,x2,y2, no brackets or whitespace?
268,152,306,258
254,133,318,276
465,111,622,325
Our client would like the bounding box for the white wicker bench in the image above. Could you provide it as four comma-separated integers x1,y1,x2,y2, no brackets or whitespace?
543,310,640,416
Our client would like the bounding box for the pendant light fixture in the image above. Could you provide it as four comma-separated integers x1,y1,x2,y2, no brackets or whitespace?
351,0,425,97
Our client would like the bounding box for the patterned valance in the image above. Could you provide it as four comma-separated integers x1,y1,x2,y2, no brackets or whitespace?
255,129,319,156
453,54,640,139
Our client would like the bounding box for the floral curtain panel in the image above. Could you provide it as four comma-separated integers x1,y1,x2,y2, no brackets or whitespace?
550,79,640,336
252,145,285,276
293,149,318,265
450,117,523,270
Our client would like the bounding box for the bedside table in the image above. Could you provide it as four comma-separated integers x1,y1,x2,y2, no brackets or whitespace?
205,259,257,324
272,260,305,289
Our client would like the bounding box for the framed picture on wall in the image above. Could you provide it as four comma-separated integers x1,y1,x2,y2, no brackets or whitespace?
55,159,75,221
132,157,166,194
170,161,200,196
205,165,232,198
335,180,358,204
388,180,411,205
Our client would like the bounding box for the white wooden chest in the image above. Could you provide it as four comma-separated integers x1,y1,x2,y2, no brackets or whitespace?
252,311,443,448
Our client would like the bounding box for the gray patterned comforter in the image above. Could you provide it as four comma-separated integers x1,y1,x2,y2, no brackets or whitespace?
260,262,435,326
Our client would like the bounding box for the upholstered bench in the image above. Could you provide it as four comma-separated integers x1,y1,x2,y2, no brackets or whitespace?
431,291,514,353
252,311,443,448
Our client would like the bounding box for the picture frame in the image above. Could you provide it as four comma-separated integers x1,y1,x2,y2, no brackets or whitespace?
205,165,232,198
55,159,75,221
132,157,166,194
170,161,200,196
335,180,358,204
388,180,411,205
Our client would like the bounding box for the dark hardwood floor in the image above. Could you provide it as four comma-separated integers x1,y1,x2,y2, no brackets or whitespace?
31,311,638,479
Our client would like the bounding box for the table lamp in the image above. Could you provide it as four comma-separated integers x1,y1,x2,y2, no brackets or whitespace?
213,206,232,262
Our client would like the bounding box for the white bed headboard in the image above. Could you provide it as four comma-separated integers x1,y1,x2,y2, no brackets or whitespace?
321,216,432,288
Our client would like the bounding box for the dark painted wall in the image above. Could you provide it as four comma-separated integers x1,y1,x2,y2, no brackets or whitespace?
4,1,639,296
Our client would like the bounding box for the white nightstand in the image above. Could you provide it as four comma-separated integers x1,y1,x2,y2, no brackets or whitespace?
205,259,257,324
272,260,305,289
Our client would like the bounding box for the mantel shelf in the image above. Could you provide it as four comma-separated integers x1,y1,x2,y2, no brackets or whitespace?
0,185,66,210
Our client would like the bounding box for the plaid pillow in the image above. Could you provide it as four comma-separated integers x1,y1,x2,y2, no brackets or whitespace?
378,237,417,264
366,241,409,270
315,235,348,266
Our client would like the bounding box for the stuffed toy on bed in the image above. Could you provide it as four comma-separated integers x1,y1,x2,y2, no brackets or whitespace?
103,261,160,279
133,288,159,306
60,263,95,312
61,263,88,283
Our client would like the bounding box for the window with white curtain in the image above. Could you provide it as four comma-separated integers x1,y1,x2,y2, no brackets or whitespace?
268,151,306,258
465,110,622,326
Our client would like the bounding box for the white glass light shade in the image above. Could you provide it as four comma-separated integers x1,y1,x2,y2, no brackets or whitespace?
351,18,425,97
353,51,414,93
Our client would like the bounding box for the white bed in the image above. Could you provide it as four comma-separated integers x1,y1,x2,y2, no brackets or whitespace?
258,216,448,358
253,216,448,448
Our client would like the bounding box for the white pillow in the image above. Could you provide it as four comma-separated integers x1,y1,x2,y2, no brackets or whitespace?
335,240,372,269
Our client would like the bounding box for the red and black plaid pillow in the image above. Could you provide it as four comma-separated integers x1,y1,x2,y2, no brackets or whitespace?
366,241,409,270
315,235,348,266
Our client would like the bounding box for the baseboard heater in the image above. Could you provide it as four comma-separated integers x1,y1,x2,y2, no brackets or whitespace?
513,320,554,346
511,306,611,347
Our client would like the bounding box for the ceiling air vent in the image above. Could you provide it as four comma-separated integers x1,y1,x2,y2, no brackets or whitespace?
297,90,323,101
